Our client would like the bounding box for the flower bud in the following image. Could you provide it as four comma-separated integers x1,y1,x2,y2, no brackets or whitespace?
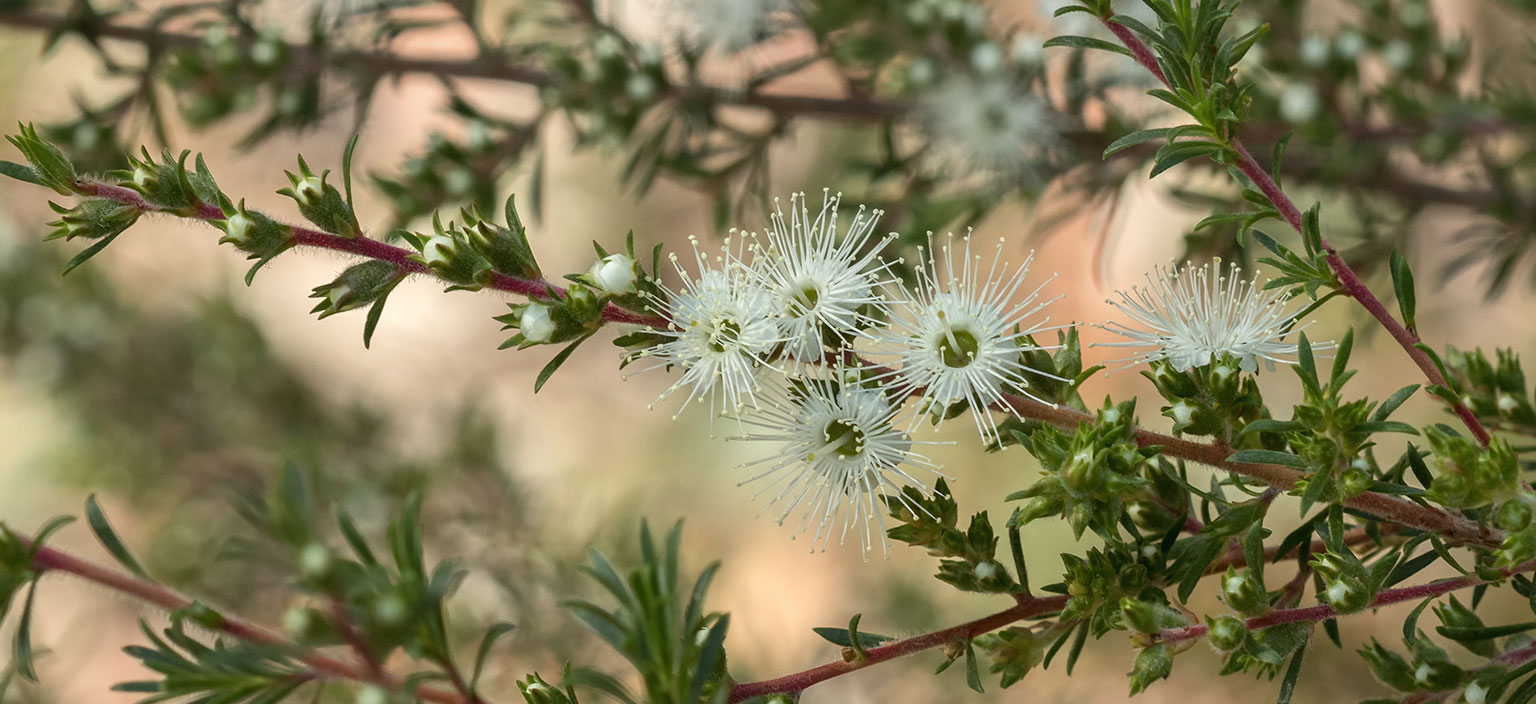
310,261,404,318
356,685,390,704
589,253,638,296
520,304,555,343
1119,598,1186,635
1128,644,1172,695
1359,639,1417,691
298,542,332,579
519,673,575,704
1220,567,1269,616
1207,615,1247,652
564,283,602,323
215,202,294,263
279,156,362,237
1322,577,1371,614
1498,498,1534,532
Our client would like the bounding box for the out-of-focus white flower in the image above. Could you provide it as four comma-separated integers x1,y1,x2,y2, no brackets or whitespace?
732,368,946,557
1298,34,1331,67
1279,82,1320,123
751,190,899,362
657,0,788,52
915,71,1060,182
1335,30,1366,60
876,234,1063,444
1098,261,1331,373
628,237,782,420
1383,39,1415,73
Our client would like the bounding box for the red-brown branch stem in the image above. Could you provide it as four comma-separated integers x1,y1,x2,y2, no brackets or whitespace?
726,594,1069,702
1099,15,1493,448
1157,558,1536,644
22,539,470,704
78,180,666,327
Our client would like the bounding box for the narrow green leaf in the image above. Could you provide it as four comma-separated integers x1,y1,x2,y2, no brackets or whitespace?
811,625,894,649
13,584,39,681
1437,622,1536,642
85,495,149,578
1391,249,1417,334
333,506,378,565
341,134,360,209
1372,385,1420,422
61,231,123,276
0,160,40,185
471,622,517,689
964,638,984,693
687,615,729,704
1102,127,1178,158
534,335,589,393
1276,648,1305,704
1043,35,1134,57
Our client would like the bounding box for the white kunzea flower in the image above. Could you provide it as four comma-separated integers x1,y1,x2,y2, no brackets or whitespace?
731,369,946,557
1098,261,1328,373
629,237,782,419
876,234,1063,444
589,253,638,296
520,304,555,343
751,191,899,362
915,71,1060,181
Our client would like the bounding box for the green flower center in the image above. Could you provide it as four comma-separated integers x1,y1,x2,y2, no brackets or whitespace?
709,319,741,353
937,327,981,368
789,285,821,316
823,419,866,458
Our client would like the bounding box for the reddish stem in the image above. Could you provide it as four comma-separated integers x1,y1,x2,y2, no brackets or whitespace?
727,594,1068,702
23,540,469,704
79,181,667,328
1158,559,1536,643
1099,17,1493,448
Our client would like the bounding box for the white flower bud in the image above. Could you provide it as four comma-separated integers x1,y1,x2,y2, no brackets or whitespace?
326,284,352,308
132,165,158,191
1498,393,1520,413
1383,40,1414,73
295,175,325,206
421,235,458,268
1465,681,1488,704
223,213,254,244
1171,401,1195,426
1011,34,1044,66
589,253,638,295
521,303,556,343
298,543,331,578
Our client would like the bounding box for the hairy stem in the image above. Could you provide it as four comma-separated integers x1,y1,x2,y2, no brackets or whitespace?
1156,558,1536,644
726,594,1069,702
1099,13,1494,447
23,539,469,704
77,180,666,327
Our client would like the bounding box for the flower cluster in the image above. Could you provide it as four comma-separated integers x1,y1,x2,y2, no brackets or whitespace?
607,192,1325,558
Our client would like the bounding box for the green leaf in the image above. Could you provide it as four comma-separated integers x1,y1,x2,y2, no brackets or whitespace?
1437,622,1536,642
812,624,894,649
965,638,984,693
1226,449,1308,468
85,495,149,578
0,160,40,185
1102,127,1178,158
472,622,517,689
61,231,123,276
687,615,728,704
341,134,360,209
534,335,589,393
1391,249,1417,334
12,583,39,681
1043,35,1134,57
333,506,378,565
1372,385,1420,422
1276,648,1305,704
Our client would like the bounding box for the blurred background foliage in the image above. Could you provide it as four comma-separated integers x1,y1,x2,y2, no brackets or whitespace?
6,0,1536,701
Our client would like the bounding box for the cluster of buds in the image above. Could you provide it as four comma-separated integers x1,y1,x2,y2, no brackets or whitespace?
1310,544,1393,614
113,148,223,215
278,155,361,238
1448,347,1536,433
1011,400,1157,539
884,481,1017,594
45,199,141,242
1144,357,1269,442
1424,428,1519,509
1218,567,1269,617
1059,544,1157,636
1358,636,1470,694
